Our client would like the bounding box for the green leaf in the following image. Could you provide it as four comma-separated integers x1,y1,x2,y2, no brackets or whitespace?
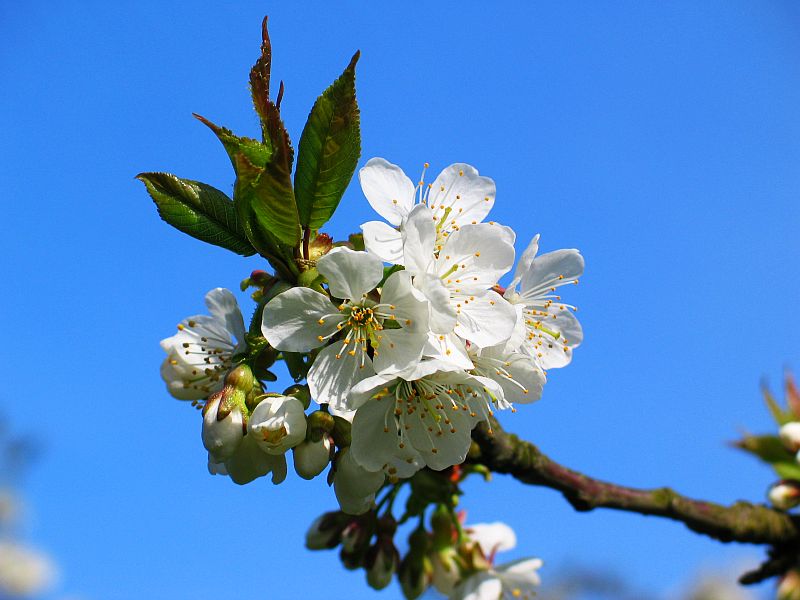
774,461,800,480
136,172,255,256
735,434,794,464
193,114,273,170
294,51,361,231
249,16,273,141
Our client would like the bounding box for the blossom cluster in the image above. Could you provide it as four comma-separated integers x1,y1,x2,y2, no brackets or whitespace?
158,158,582,597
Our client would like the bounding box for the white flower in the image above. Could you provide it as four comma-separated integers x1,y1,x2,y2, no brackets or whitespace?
293,435,333,480
202,394,245,462
402,204,518,349
262,247,429,411
348,362,503,476
449,558,543,600
0,541,57,597
333,447,385,515
360,158,496,266
248,395,307,455
504,235,583,370
449,522,541,600
769,481,800,510
160,288,247,400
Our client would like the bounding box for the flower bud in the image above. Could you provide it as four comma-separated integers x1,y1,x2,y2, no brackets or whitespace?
224,364,255,392
249,395,307,455
202,392,245,462
340,514,376,571
293,435,333,480
779,569,800,600
305,511,348,550
366,538,400,590
398,552,431,600
769,480,800,510
780,422,800,453
306,410,336,442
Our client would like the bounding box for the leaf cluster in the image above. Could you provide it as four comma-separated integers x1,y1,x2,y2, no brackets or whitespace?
138,16,361,284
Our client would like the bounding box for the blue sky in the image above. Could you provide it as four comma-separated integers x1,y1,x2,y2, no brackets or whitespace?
2,1,799,599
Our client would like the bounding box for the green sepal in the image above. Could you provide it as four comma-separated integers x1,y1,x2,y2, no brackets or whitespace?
763,384,797,426
136,172,255,256
284,351,312,382
294,51,361,231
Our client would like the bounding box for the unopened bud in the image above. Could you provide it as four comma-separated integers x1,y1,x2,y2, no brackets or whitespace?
366,538,400,590
305,511,348,550
398,552,431,600
202,392,245,462
780,422,800,453
224,364,255,392
769,480,800,510
293,435,333,480
779,569,800,600
249,395,307,455
334,448,384,515
431,504,457,547
306,410,336,442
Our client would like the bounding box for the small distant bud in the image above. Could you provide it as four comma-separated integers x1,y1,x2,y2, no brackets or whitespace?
430,504,457,547
769,480,800,510
305,511,349,550
306,410,336,442
293,435,333,480
366,538,400,590
283,384,311,410
308,233,333,261
779,569,800,600
398,552,431,600
249,396,307,455
202,393,245,462
780,422,800,453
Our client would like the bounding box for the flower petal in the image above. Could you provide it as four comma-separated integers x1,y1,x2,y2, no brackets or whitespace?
261,287,342,352
350,394,423,478
308,343,376,411
510,234,540,290
423,332,474,370
435,223,515,292
519,249,584,299
522,307,583,370
466,522,517,556
381,270,429,333
362,220,404,265
317,247,384,300
224,435,287,485
204,288,247,347
449,571,502,600
373,329,427,375
402,204,436,277
404,394,474,471
427,163,496,230
415,273,457,334
334,447,386,515
359,157,416,226
454,291,517,348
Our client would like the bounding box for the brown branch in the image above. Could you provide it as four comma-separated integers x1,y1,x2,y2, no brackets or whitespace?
470,420,800,546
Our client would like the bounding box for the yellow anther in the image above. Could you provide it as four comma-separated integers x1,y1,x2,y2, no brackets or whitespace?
177,324,185,331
